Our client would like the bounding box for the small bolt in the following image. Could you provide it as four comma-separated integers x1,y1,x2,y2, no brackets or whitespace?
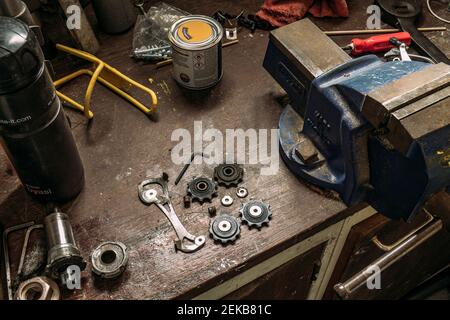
208,206,217,216
184,196,191,209
295,139,319,166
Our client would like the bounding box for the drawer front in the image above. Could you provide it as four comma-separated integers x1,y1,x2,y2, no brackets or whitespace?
224,243,325,300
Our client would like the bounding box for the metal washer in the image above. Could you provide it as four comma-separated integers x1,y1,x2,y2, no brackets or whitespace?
221,195,234,207
236,187,249,198
91,241,129,279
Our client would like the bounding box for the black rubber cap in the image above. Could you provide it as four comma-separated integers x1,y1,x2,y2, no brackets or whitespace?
0,16,44,94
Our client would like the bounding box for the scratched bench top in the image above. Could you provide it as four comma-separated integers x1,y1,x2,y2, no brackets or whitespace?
1,0,448,300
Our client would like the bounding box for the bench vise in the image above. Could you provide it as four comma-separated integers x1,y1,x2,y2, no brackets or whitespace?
264,19,449,221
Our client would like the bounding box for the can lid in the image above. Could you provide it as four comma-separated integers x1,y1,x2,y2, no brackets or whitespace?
0,17,44,94
169,15,223,50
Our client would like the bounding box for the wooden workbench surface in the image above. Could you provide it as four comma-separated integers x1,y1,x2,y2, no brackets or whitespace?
1,0,448,300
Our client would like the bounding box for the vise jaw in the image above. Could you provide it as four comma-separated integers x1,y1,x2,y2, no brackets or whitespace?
264,19,449,221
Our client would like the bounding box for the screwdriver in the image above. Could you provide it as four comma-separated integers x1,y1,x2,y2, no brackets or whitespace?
342,32,411,56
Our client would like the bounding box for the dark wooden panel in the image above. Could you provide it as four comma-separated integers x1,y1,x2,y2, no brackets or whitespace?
224,243,325,300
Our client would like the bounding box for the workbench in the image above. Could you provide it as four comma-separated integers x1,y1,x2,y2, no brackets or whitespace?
1,0,449,300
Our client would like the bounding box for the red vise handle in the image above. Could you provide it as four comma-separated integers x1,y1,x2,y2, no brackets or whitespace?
351,32,411,55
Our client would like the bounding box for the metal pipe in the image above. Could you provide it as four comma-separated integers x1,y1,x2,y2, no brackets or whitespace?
324,27,447,36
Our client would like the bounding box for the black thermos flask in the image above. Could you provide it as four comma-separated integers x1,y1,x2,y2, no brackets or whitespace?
0,17,84,203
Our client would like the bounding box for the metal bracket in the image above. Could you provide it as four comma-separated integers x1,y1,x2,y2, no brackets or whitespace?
138,173,206,253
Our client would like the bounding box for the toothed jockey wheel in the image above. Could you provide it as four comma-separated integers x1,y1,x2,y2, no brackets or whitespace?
209,214,240,244
214,164,244,187
240,201,272,229
187,177,218,203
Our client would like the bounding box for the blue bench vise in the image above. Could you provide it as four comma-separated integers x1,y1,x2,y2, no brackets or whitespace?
264,19,449,221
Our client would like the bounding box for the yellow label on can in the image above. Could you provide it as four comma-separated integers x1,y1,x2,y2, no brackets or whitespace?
177,20,213,44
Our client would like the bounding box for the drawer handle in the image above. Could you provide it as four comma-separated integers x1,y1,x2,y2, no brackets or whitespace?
334,217,442,299
371,210,435,252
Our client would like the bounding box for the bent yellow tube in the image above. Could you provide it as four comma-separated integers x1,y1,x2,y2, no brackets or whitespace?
54,44,158,120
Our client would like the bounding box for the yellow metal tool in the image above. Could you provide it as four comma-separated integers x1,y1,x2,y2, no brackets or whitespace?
54,44,158,120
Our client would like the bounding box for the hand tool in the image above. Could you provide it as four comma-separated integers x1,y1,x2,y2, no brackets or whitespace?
341,32,411,56
138,173,206,253
264,19,449,221
174,152,209,186
2,221,35,300
376,0,450,64
389,37,412,61
17,224,44,279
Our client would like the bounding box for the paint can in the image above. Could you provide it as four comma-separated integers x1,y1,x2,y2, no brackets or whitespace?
169,15,223,90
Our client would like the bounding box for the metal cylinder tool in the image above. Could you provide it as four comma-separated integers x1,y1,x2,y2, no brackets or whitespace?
44,209,86,285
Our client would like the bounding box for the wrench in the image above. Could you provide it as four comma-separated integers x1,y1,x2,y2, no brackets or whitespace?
2,221,35,300
138,173,206,253
17,224,44,279
376,0,450,64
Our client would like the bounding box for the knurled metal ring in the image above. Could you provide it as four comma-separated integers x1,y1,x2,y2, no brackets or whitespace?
91,241,129,279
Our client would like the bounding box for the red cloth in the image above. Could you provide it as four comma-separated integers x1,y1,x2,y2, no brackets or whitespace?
257,0,349,27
